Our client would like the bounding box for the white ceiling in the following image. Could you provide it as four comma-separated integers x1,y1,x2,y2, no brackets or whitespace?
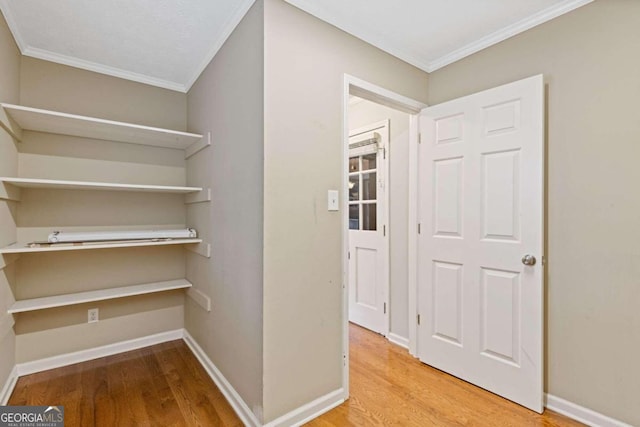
0,0,255,92
285,0,592,72
0,0,591,93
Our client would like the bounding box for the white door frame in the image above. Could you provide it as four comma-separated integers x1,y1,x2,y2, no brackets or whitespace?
342,74,426,398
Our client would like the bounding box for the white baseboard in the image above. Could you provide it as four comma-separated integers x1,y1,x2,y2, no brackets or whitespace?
183,330,345,427
263,388,344,427
16,329,184,376
0,366,18,405
387,332,409,349
545,394,633,427
182,330,262,427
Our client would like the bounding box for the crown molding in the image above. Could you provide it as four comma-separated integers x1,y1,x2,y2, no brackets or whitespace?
287,0,593,74
184,0,256,92
1,0,187,92
426,0,594,71
284,0,433,72
0,0,26,52
22,46,187,92
3,0,593,92
0,0,258,93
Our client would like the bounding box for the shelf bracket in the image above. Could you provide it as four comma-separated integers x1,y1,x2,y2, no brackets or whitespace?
187,287,211,312
185,131,211,159
184,188,211,204
0,182,21,202
0,110,23,142
0,253,20,270
186,242,211,258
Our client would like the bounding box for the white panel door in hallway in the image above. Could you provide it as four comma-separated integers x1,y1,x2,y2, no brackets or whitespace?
417,75,544,412
348,121,389,335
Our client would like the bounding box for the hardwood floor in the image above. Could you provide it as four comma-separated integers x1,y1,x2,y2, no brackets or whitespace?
8,340,242,426
309,324,583,426
9,326,583,426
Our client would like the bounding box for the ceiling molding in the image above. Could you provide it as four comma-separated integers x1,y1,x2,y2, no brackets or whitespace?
0,0,256,93
426,0,595,71
287,0,594,74
0,0,26,52
2,0,593,92
0,0,188,92
284,0,433,72
22,46,187,92
184,0,256,92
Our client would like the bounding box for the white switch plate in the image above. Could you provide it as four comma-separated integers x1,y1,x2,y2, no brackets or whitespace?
328,190,339,211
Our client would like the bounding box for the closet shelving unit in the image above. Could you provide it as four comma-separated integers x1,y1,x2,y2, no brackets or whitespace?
0,103,210,314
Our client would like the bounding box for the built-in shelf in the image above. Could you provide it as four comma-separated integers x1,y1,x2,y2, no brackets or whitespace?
0,238,202,254
1,103,202,149
8,279,192,313
0,177,202,194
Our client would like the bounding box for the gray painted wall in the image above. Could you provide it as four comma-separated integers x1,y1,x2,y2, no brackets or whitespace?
262,0,428,421
185,0,265,421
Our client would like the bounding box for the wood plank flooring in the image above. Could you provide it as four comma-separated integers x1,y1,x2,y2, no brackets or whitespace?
308,324,583,426
8,340,242,426
8,325,584,426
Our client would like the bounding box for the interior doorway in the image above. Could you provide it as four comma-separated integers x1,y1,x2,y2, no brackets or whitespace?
342,75,426,400
342,74,545,413
347,118,390,336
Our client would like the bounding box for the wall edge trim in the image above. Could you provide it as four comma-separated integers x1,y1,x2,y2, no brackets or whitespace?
387,332,409,350
182,329,262,426
545,393,633,427
15,329,184,376
263,388,344,427
0,365,18,405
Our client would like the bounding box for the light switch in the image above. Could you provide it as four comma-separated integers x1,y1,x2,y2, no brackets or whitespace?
328,190,339,211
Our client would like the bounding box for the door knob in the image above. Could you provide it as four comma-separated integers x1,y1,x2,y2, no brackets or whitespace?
521,254,536,266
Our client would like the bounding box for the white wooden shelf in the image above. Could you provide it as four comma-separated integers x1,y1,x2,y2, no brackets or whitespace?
8,279,192,313
0,238,202,254
1,103,202,149
0,177,202,194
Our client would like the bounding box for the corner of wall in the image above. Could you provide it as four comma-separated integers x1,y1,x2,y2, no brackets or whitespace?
185,0,265,421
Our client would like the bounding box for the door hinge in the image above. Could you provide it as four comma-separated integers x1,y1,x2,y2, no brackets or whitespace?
383,225,386,236
418,223,421,234
343,353,347,366
417,314,421,325
348,251,350,260
383,302,387,314
418,133,422,144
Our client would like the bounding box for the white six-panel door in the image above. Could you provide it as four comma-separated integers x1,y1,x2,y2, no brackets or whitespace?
417,75,544,412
